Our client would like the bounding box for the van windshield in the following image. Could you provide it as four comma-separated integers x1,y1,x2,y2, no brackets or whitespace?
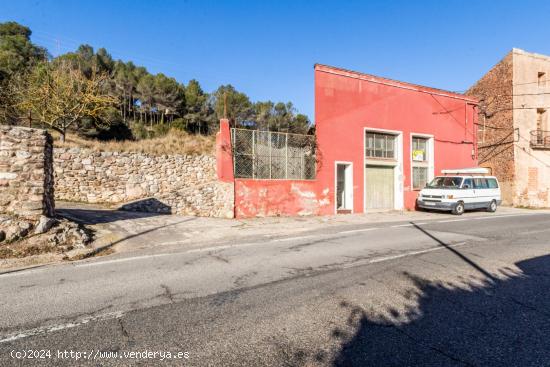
427,176,463,189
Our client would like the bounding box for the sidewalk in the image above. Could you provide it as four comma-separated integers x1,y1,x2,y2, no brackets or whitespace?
1,202,545,272
58,202,544,253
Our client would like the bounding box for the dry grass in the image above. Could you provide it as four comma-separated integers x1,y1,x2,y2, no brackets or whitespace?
0,243,59,259
53,129,216,156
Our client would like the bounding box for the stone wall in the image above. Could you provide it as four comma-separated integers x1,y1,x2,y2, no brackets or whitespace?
466,52,515,205
468,49,550,208
0,125,54,218
54,148,234,218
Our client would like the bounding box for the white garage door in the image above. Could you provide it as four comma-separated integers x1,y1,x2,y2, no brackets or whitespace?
365,165,394,210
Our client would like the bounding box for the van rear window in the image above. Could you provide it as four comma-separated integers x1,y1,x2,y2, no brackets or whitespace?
473,178,488,189
487,178,499,188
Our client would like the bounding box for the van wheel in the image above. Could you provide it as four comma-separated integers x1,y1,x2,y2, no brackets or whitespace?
487,200,497,213
452,202,465,215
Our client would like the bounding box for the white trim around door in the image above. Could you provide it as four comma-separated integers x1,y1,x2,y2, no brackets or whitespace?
334,161,354,214
363,127,404,212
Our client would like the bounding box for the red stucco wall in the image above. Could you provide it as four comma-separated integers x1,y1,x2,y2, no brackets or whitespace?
227,64,478,218
234,179,330,218
315,64,478,212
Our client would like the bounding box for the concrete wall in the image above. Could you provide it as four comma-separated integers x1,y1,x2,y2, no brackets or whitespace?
511,49,550,207
54,148,234,218
466,52,515,205
0,125,54,218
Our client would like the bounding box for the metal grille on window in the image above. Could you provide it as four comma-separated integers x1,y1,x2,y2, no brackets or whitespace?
366,132,396,159
231,128,316,180
412,137,429,189
413,167,428,190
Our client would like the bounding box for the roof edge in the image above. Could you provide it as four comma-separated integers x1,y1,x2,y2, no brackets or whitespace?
511,47,550,61
314,63,478,103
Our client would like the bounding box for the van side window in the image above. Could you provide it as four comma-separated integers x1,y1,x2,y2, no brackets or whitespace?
463,178,473,189
487,178,499,189
473,178,488,189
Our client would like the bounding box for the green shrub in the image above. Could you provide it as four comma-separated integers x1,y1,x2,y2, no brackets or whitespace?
131,123,150,140
152,123,170,137
171,118,186,131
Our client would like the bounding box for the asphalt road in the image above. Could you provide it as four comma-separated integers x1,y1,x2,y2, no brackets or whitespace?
0,212,549,366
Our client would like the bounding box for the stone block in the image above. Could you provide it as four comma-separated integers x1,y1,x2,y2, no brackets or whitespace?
0,172,17,180
15,150,32,159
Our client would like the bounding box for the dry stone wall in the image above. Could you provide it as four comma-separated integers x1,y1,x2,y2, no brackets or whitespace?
54,148,234,218
0,126,54,218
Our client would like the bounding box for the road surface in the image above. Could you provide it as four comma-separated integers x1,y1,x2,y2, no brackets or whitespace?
0,211,549,366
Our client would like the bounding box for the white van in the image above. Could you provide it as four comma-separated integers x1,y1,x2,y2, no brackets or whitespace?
416,168,501,215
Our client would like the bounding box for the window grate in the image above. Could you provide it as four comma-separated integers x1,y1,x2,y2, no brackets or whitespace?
231,128,316,180
365,132,396,159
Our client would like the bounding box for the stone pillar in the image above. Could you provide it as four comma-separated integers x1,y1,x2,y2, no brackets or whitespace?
0,126,55,218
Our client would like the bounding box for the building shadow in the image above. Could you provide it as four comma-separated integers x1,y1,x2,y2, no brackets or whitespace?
119,198,172,215
56,198,172,225
331,254,550,366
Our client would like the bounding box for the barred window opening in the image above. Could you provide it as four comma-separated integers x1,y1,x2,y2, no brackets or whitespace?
231,128,316,180
412,136,430,190
366,132,396,159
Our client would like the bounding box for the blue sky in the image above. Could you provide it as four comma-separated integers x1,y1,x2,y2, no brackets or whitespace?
2,0,550,119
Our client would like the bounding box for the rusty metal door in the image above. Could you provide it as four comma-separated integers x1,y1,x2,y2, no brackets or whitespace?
365,165,394,210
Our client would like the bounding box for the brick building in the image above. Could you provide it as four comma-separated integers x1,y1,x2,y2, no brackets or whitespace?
467,48,550,207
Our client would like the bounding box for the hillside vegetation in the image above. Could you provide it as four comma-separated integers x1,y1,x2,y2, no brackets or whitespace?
0,21,313,150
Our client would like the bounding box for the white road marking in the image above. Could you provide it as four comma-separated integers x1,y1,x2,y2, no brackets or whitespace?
391,224,413,228
434,213,540,223
186,242,260,253
339,227,379,234
0,311,125,344
0,240,473,344
437,219,469,223
474,213,539,220
77,242,266,267
271,235,316,242
366,242,467,265
76,252,178,267
1,212,545,276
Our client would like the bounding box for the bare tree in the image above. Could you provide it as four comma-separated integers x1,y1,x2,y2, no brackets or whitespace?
13,61,116,141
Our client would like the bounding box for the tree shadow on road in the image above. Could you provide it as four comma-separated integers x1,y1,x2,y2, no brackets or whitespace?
331,254,550,366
